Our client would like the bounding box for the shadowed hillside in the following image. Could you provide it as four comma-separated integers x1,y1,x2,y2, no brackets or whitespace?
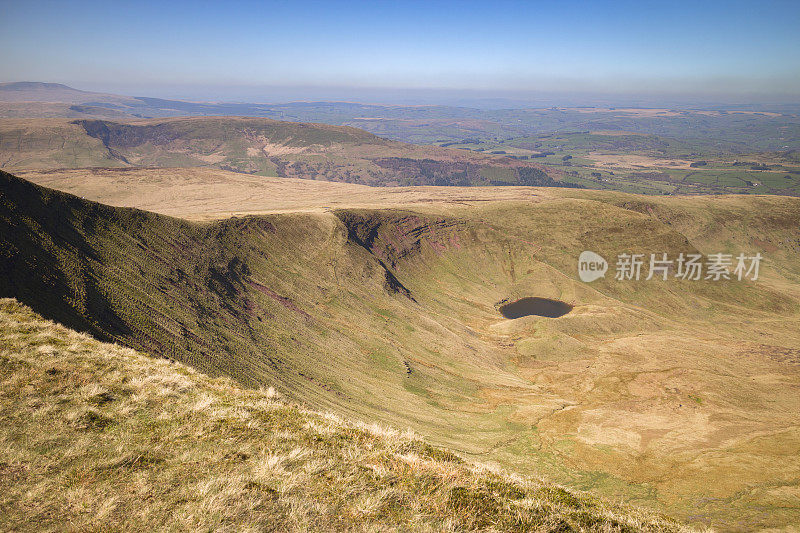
1,170,800,530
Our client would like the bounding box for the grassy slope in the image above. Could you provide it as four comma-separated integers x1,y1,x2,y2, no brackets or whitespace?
0,117,561,187
2,170,800,530
0,298,692,532
0,118,122,169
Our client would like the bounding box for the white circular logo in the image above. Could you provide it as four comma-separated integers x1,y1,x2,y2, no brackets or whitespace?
578,251,607,282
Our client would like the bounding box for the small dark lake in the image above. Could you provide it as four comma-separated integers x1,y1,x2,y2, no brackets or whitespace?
498,297,573,319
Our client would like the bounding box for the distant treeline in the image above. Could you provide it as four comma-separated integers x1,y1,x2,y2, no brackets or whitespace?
438,138,484,147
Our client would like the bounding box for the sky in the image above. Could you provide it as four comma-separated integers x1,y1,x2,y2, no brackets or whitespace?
1,0,799,104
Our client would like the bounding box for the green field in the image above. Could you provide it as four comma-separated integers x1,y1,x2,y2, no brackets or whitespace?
440,131,800,195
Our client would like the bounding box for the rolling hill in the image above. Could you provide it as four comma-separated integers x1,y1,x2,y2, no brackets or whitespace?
0,116,563,187
3,82,799,197
1,170,799,530
0,82,141,105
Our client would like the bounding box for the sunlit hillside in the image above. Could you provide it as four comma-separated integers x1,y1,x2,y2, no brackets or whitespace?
0,298,693,532
2,170,799,529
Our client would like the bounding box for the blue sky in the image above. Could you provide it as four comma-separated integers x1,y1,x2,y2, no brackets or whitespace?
1,0,799,102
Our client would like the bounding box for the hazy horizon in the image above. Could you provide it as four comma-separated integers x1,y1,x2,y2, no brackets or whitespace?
37,81,800,109
2,0,799,107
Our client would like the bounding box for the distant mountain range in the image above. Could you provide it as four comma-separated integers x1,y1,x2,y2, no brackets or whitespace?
0,81,139,105
3,82,799,148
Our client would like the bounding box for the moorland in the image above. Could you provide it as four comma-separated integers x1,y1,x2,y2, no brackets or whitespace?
2,82,800,531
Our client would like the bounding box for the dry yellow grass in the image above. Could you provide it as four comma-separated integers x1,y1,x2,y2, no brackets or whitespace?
3,169,799,530
15,167,545,220
0,298,694,532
